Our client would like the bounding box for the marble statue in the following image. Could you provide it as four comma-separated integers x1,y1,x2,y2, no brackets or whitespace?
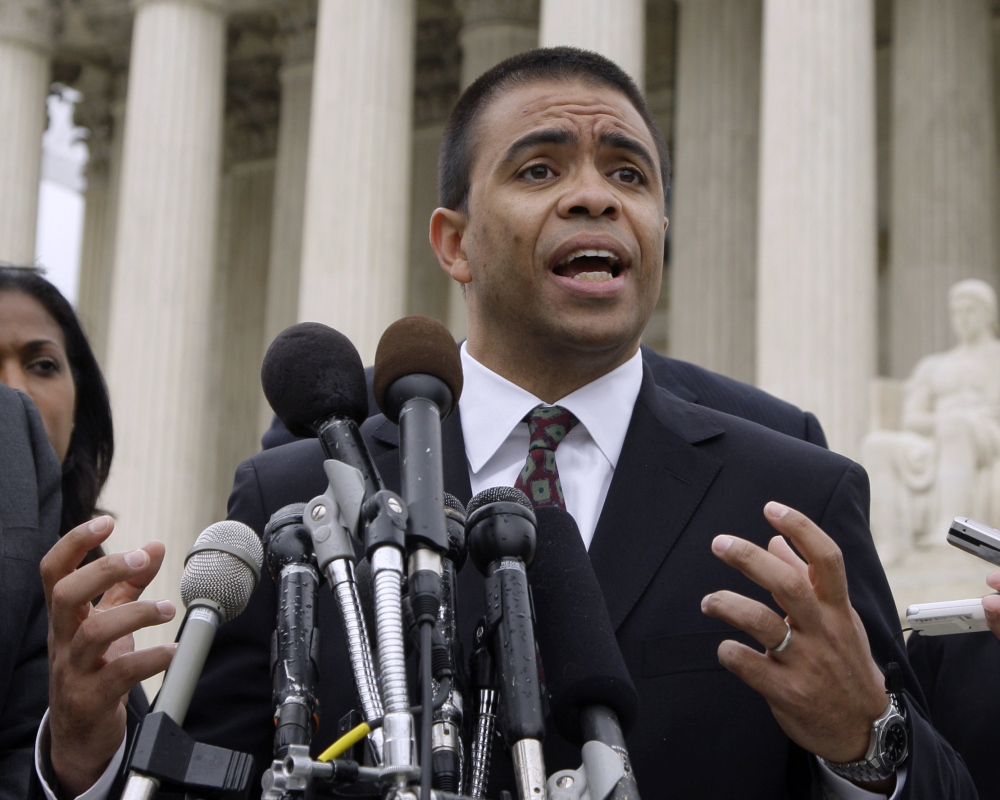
864,279,1000,564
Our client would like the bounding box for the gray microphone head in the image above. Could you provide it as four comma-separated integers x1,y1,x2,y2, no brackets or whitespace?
180,521,264,623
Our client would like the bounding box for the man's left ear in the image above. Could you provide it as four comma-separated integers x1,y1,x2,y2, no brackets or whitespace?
430,207,472,284
664,216,669,233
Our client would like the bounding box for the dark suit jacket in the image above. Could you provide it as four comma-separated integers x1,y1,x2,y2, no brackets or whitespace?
908,631,998,798
185,366,973,798
0,385,61,800
259,346,829,451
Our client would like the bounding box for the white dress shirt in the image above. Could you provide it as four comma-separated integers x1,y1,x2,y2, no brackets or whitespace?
459,342,642,549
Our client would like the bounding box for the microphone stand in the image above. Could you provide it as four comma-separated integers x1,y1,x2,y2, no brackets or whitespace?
304,458,385,765
466,621,499,799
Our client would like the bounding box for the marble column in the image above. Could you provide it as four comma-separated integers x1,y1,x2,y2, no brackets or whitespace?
669,0,761,384
102,0,226,638
213,160,274,506
260,4,314,379
298,0,415,363
888,0,999,377
445,0,540,339
0,0,52,264
75,67,124,365
539,0,644,87
756,0,877,458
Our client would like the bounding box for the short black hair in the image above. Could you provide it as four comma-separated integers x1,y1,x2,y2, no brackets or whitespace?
439,46,670,211
0,266,114,536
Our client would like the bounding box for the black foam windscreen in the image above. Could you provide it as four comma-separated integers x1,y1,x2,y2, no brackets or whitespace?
372,316,463,415
530,506,639,743
261,322,369,436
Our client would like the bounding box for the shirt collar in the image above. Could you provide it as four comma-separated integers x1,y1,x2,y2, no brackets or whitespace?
458,342,643,473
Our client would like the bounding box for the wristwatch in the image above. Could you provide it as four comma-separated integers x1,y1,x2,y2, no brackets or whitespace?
819,693,909,783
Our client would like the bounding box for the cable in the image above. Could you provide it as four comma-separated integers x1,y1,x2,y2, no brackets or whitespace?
317,722,372,763
420,621,434,800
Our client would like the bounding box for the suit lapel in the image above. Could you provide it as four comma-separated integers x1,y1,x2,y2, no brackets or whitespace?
588,366,725,630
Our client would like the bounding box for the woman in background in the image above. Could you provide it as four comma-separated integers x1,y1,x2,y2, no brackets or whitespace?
0,265,113,534
0,265,129,799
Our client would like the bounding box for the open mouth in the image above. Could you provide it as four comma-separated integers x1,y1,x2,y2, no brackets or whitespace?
552,249,623,283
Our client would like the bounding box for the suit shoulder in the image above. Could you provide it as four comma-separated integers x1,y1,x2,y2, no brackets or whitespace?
641,347,825,445
229,438,328,533
694,398,852,472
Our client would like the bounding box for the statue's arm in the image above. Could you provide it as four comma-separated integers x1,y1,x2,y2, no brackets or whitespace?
901,358,937,435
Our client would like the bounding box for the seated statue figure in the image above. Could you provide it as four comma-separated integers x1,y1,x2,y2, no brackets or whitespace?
864,279,1000,564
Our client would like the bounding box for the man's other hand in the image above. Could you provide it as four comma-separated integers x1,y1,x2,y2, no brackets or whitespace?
701,502,893,785
40,516,176,798
981,571,1000,639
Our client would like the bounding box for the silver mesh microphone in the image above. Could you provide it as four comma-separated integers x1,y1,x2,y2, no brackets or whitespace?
180,520,263,622
123,521,264,800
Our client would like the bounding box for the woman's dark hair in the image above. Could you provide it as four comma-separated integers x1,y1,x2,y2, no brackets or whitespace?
0,266,114,535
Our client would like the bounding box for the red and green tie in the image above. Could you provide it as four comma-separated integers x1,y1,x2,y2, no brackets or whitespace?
514,405,579,510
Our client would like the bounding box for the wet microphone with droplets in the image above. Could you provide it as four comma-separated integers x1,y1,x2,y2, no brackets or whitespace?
264,503,321,759
530,506,640,800
431,493,467,793
262,322,387,759
373,315,463,560
466,487,547,800
122,521,264,800
374,316,463,800
261,321,383,497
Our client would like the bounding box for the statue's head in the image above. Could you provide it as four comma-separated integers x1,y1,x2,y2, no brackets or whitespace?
949,278,998,342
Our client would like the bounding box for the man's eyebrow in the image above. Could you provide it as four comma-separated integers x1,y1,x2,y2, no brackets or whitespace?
598,131,657,177
496,129,577,173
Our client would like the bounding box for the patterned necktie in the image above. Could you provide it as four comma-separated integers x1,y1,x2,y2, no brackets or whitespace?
514,405,579,510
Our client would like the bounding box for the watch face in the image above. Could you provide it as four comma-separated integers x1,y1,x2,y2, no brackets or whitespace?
882,720,908,765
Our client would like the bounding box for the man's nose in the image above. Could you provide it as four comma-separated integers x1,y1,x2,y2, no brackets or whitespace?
557,168,622,219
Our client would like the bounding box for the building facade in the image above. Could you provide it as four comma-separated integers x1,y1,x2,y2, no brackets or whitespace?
3,0,999,632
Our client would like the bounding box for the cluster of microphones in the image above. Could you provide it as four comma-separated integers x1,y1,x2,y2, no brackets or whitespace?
120,317,641,800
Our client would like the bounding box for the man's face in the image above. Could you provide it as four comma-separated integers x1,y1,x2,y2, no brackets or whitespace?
449,79,667,366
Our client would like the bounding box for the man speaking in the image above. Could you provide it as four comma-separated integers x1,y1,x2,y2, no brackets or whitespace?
39,48,974,799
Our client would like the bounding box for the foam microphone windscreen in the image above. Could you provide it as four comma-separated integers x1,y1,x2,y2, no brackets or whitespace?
372,316,463,417
530,506,639,743
261,322,369,436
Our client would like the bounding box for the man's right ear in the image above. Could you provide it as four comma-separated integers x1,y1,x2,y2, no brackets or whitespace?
429,207,471,284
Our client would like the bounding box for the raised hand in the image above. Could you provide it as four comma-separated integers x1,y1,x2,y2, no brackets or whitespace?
982,570,1000,639
39,516,176,797
701,501,893,789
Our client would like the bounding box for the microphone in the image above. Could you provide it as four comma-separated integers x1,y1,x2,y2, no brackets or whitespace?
374,316,463,800
466,487,546,800
431,494,467,792
122,521,264,800
530,506,640,799
264,503,321,758
261,322,383,497
373,315,462,562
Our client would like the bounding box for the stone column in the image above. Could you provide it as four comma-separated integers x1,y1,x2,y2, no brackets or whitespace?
213,24,281,502
405,5,463,333
75,67,124,365
213,161,274,506
668,0,761,384
443,0,539,339
539,0,644,87
756,0,877,457
888,0,999,377
260,3,314,375
298,0,415,363
0,0,52,263
102,0,226,636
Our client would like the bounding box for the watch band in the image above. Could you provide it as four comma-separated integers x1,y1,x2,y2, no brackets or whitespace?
819,694,908,783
